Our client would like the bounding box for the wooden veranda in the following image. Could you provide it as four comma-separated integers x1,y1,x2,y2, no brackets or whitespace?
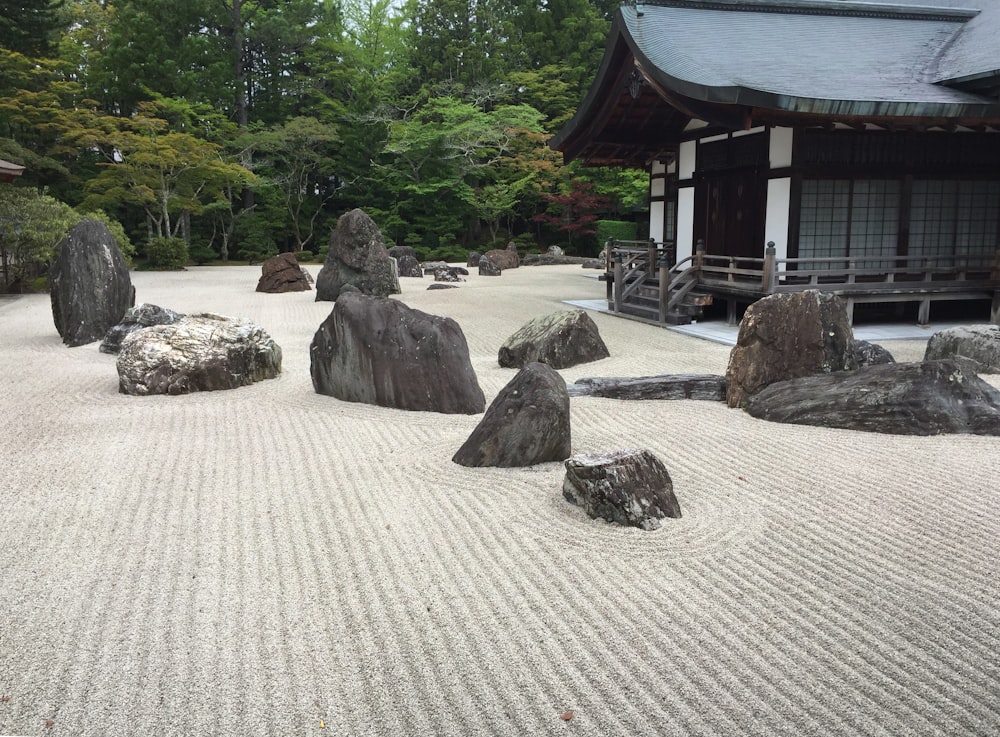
604,239,1000,326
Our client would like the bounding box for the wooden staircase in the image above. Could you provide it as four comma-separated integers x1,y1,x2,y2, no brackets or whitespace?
606,240,713,325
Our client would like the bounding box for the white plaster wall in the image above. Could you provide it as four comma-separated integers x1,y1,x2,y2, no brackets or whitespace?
769,127,794,169
679,140,697,179
677,188,695,266
764,177,791,264
651,160,666,175
649,201,665,243
650,178,665,197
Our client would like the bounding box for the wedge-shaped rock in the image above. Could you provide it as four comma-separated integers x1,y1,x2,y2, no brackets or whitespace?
746,360,1000,436
50,219,135,347
924,324,1000,373
499,309,610,369
117,313,281,395
310,292,485,414
563,449,681,530
453,362,570,467
387,245,423,278
726,290,856,408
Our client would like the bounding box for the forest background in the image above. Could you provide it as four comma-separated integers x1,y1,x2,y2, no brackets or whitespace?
0,0,648,289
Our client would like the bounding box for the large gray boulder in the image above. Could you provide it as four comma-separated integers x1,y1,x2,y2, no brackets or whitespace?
726,290,857,408
49,219,135,347
100,303,184,354
484,247,519,270
563,449,682,530
316,209,400,301
745,360,1000,436
924,324,1000,373
310,292,485,414
453,362,571,467
256,252,312,293
117,313,282,395
478,255,501,277
498,309,610,369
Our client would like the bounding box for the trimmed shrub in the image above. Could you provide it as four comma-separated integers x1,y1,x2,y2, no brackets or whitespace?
145,237,189,269
596,219,638,246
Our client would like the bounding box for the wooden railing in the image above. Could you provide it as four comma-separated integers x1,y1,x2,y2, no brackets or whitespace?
605,238,1000,324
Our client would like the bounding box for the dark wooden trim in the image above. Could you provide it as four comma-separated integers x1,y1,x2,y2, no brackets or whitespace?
898,175,912,258
767,167,794,179
787,171,803,259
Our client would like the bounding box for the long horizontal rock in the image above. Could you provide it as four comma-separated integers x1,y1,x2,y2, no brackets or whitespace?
568,374,726,400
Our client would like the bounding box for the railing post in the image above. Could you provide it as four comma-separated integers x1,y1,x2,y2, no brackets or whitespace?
761,241,777,293
605,237,616,303
613,248,624,314
695,239,705,270
657,245,671,323
646,237,656,280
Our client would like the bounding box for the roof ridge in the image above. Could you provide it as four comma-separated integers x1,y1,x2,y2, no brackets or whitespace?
631,0,979,22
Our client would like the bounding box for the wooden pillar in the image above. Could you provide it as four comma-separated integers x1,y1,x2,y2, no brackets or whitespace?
918,298,931,325
658,246,671,323
761,241,777,293
613,249,623,314
991,290,1000,325
695,239,705,269
646,237,656,279
605,237,615,304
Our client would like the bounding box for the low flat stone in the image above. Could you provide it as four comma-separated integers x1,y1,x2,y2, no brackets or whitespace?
434,267,465,282
100,303,184,354
117,313,282,395
924,324,1000,373
568,374,726,400
745,359,1000,436
499,309,610,369
563,449,681,530
427,283,458,290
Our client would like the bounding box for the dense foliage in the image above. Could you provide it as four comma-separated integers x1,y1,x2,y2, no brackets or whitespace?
0,0,647,277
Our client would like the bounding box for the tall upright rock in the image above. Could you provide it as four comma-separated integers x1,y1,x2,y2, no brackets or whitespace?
50,219,134,347
315,208,400,301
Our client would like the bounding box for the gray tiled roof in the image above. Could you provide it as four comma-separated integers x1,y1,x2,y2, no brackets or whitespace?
622,0,1000,117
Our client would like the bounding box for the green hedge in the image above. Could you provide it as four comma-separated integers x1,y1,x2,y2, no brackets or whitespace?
596,219,638,246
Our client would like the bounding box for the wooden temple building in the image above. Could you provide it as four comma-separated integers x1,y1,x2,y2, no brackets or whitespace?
550,0,1000,324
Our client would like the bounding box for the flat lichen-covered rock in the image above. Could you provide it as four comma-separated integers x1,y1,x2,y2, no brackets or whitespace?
563,449,681,530
50,219,134,347
310,292,485,414
100,303,184,354
745,359,1000,436
498,309,610,369
117,313,282,395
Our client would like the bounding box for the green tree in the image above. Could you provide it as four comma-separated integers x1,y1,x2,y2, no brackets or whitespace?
0,186,76,290
0,0,65,57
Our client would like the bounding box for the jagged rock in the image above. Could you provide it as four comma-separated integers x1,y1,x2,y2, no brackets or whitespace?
387,245,423,278
725,290,856,408
49,219,135,347
316,208,400,301
256,252,312,293
434,267,465,282
499,309,610,369
453,362,571,467
479,255,501,277
100,303,184,354
427,283,458,290
854,339,895,367
520,254,592,266
924,324,1000,373
117,313,281,395
568,374,726,400
745,360,1000,436
484,247,519,270
310,291,485,414
466,251,481,267
563,449,681,530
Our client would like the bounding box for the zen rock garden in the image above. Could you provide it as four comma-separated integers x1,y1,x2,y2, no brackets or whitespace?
49,208,1000,532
